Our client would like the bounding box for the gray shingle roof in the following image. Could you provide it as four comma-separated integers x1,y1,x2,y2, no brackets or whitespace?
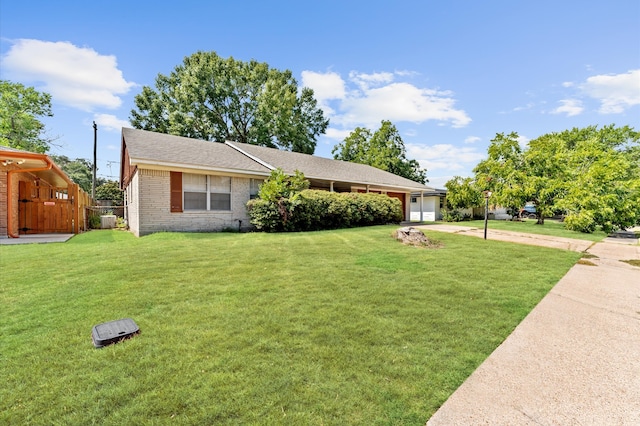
122,128,435,192
122,128,271,174
227,141,435,191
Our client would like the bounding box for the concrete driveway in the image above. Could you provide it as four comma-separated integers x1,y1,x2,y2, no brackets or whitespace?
415,224,640,425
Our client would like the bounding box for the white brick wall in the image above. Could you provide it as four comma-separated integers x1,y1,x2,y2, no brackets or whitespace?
130,168,252,236
125,171,140,236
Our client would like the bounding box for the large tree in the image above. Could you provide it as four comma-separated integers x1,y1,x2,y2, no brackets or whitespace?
444,176,482,210
130,51,329,154
0,80,53,153
50,155,104,193
550,125,640,233
332,120,427,184
472,132,531,218
469,125,640,232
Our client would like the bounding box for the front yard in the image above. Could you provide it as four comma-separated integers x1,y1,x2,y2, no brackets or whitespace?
1,226,581,424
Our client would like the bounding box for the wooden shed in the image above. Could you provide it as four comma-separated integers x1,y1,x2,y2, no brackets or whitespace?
0,147,91,238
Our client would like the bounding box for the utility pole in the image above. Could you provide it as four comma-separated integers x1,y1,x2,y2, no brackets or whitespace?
92,121,97,200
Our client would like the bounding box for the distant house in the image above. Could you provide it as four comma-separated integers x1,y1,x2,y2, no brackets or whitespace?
119,128,444,236
0,146,90,238
410,188,447,222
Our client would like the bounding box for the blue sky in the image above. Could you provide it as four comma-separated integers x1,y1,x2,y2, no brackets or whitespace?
1,0,639,188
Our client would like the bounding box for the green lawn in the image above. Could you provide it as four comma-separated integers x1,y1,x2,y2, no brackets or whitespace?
449,218,608,242
1,226,581,425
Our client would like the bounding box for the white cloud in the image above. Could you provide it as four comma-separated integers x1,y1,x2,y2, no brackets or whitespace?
301,69,471,133
407,143,485,173
552,99,584,117
464,136,481,144
580,69,640,114
348,71,395,90
1,39,136,111
517,134,530,149
323,127,351,141
427,175,456,189
339,82,471,128
93,114,130,132
562,81,574,88
301,70,346,101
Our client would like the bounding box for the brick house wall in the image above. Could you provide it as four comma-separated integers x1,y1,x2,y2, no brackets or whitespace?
127,168,252,237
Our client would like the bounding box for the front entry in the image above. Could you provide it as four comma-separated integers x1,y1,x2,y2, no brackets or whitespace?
18,181,73,234
386,192,407,219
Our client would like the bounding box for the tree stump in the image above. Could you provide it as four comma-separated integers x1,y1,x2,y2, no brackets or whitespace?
393,227,438,247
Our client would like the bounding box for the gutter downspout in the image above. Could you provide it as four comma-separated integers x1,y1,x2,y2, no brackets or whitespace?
5,153,54,238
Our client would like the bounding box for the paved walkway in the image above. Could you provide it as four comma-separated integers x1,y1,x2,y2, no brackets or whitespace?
415,224,640,425
0,234,75,245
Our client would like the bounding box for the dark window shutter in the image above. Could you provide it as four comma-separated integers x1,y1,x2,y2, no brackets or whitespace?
170,172,183,212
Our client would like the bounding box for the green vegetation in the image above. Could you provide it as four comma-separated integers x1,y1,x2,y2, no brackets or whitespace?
460,219,607,242
130,51,328,154
1,227,581,424
446,125,640,233
0,80,53,153
247,169,402,232
332,120,427,184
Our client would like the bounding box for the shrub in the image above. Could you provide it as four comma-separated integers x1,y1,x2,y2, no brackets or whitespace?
88,213,101,229
564,211,596,233
247,190,403,232
441,209,464,222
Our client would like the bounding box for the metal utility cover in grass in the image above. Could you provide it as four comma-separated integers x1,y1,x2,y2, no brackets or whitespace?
92,318,140,348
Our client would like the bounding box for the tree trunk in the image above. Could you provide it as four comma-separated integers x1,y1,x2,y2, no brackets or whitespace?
537,215,545,225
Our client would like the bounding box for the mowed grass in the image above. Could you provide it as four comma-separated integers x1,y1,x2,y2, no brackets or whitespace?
457,219,608,242
1,226,581,425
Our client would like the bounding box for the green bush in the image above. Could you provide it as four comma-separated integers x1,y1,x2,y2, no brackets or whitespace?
88,213,101,229
441,209,464,222
247,190,403,232
564,211,597,233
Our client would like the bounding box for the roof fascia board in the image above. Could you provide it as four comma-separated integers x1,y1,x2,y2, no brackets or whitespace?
132,159,271,178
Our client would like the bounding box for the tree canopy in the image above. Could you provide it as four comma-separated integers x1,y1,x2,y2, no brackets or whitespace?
0,80,53,153
130,51,329,154
444,176,482,210
95,180,123,205
332,120,427,184
447,125,640,232
50,155,104,193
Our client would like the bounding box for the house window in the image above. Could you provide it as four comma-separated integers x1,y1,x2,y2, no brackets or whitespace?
411,197,417,203
210,176,231,210
183,174,207,210
183,173,231,211
250,179,263,200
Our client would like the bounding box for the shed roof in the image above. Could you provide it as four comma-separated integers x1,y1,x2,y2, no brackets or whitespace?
0,146,73,188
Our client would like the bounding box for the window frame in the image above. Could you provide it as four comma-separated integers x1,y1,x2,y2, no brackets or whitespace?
180,173,232,212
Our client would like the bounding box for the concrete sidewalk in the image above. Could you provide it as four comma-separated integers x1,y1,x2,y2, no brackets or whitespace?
0,234,75,245
418,224,640,425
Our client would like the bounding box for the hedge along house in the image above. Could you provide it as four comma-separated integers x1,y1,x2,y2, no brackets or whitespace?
119,128,441,237
0,146,91,238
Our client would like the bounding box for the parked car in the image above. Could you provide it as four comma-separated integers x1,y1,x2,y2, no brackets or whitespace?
520,205,537,219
